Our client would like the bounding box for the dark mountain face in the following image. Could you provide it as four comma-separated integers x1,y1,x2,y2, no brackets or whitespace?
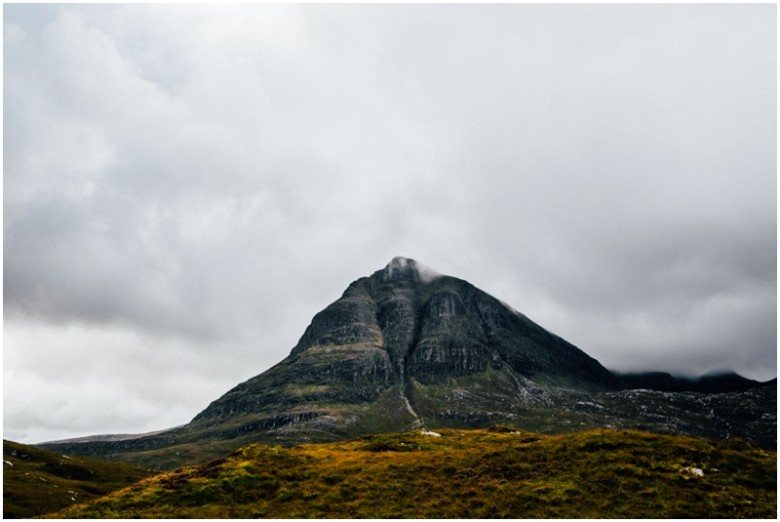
38,258,776,468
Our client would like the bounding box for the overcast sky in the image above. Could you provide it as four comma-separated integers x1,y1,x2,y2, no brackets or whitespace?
4,4,776,444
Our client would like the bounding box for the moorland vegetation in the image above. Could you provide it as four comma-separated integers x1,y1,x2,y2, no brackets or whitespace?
49,427,776,519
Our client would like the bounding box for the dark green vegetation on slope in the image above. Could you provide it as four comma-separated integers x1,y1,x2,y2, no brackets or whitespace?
50,428,776,519
2,440,154,518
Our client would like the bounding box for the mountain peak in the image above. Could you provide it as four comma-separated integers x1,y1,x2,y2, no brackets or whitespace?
384,256,442,283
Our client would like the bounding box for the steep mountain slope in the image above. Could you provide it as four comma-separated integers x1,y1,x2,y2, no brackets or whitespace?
2,440,153,518
38,257,776,469
49,428,777,519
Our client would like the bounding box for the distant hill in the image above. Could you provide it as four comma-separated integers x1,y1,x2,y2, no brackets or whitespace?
48,428,776,519
2,440,153,518
615,370,772,393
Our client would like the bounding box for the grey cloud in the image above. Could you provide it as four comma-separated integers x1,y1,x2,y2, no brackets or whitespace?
4,4,775,443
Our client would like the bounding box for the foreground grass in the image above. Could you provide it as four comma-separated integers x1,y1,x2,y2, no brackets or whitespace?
51,428,776,518
2,440,154,518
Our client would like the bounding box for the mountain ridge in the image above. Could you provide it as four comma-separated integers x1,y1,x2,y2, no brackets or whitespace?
615,370,774,394
36,257,777,468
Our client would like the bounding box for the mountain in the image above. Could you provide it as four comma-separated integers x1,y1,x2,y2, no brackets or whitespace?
2,439,152,518
48,428,776,519
38,257,777,468
190,256,621,425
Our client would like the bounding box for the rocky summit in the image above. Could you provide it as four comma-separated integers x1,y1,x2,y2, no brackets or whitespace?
39,257,776,469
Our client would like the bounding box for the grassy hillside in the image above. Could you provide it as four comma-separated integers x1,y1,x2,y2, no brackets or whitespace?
50,427,776,518
3,440,154,518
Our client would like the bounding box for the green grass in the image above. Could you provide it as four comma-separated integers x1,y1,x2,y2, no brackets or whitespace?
49,428,776,518
2,440,154,518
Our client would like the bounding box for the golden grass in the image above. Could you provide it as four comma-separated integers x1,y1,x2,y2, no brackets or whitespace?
50,427,776,519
